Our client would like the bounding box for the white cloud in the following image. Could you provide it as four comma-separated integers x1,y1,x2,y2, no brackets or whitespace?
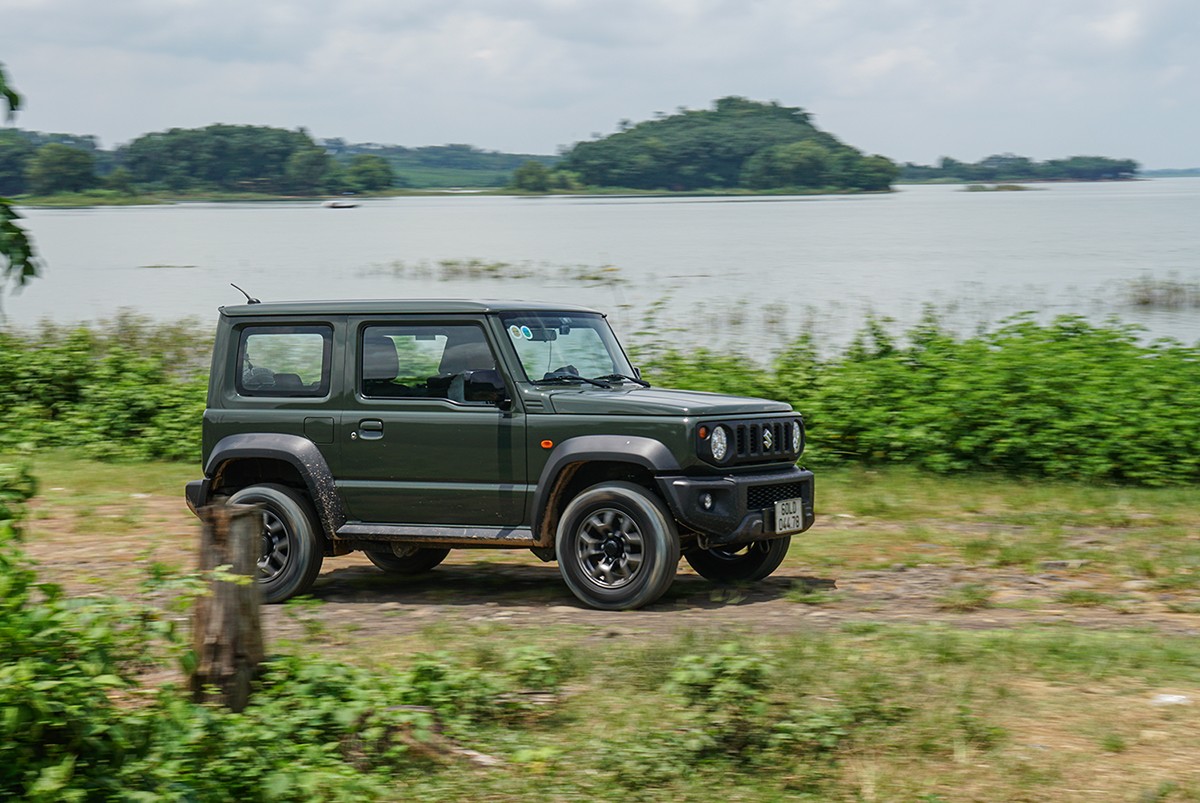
1087,7,1143,47
0,0,1196,165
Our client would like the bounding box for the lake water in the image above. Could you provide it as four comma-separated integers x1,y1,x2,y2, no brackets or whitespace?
8,179,1200,354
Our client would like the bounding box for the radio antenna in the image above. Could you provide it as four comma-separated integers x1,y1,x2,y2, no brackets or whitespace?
230,283,260,304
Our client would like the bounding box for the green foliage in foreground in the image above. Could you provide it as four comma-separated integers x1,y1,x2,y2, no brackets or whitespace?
0,489,961,801
5,467,1200,799
0,314,208,460
640,311,1200,486
0,485,554,799
1,63,40,302
2,310,1199,484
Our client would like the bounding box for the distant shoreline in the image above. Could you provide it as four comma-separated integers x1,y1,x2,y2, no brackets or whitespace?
13,186,893,208
12,175,1195,209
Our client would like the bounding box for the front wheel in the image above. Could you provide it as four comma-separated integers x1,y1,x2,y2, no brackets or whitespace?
228,484,324,603
684,537,791,584
555,481,680,610
364,545,450,574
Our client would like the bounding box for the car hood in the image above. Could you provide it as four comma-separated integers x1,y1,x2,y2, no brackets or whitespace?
543,386,793,416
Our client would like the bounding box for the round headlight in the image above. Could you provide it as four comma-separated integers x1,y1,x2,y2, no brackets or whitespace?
710,425,729,462
792,421,802,453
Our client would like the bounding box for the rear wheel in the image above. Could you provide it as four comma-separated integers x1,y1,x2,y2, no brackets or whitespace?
684,537,791,583
556,481,679,610
364,545,450,574
227,484,324,603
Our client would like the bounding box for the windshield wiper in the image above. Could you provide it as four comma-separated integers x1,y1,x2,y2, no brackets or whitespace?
593,373,650,387
535,373,612,388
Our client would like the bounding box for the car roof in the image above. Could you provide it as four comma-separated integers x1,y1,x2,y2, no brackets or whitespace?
219,298,604,318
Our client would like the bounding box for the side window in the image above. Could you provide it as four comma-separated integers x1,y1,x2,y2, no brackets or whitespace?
361,324,502,404
236,325,332,397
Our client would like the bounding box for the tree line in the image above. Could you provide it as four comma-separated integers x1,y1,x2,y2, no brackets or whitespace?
900,153,1139,183
0,98,1146,199
0,124,397,197
512,97,899,193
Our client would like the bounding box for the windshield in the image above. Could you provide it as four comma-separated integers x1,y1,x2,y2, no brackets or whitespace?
500,312,634,383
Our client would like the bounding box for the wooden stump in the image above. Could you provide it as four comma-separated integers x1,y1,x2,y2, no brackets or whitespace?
191,502,265,712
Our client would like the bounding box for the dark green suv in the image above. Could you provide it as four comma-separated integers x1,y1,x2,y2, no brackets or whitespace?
185,299,814,610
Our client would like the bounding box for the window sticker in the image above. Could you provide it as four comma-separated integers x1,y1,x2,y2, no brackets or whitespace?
520,325,533,340
508,324,523,340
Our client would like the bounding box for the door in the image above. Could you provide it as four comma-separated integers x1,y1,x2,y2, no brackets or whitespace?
336,318,526,526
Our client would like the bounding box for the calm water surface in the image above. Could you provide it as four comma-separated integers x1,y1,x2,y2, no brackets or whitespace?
9,179,1200,352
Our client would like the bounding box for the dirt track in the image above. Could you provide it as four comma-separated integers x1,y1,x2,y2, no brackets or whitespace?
21,495,1200,644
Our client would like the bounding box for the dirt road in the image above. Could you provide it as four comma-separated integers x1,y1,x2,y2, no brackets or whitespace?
21,496,1200,644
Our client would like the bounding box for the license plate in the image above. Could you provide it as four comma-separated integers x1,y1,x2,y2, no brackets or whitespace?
774,497,805,534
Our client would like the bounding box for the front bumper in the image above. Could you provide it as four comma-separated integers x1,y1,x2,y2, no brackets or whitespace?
655,466,815,547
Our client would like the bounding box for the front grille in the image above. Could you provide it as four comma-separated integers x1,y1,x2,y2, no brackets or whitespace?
747,481,806,510
731,420,790,461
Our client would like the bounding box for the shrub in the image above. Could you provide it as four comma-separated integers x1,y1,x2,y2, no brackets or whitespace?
640,311,1200,485
0,314,208,461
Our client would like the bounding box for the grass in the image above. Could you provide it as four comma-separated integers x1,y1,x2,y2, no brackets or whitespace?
787,466,1200,581
1057,589,1120,608
298,624,1200,802
935,583,994,611
8,453,1200,799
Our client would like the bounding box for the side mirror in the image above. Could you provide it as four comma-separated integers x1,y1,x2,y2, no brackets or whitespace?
463,370,511,409
632,366,642,380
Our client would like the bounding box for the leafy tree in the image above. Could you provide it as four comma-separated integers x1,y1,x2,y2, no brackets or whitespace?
561,97,893,192
117,124,319,193
548,169,583,191
510,160,551,192
346,153,394,191
851,154,900,191
0,129,33,195
26,142,96,195
103,166,135,194
0,62,38,303
284,146,331,193
742,141,832,189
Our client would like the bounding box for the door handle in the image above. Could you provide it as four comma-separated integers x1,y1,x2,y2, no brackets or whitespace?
356,419,384,440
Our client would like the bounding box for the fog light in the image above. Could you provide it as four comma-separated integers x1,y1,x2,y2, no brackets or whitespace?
700,493,713,510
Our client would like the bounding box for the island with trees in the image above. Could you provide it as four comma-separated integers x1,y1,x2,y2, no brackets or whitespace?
0,93,1164,205
513,96,898,193
900,153,1139,183
0,124,555,202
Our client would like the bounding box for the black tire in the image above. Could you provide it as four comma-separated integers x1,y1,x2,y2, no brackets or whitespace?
228,484,324,604
555,481,680,610
684,536,791,584
364,545,450,574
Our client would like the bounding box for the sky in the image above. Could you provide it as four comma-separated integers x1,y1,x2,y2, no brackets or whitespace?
1,0,1197,168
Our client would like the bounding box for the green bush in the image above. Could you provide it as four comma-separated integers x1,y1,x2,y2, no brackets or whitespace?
0,506,564,803
4,308,1200,484
640,312,1200,486
668,643,773,755
0,313,208,461
0,531,151,798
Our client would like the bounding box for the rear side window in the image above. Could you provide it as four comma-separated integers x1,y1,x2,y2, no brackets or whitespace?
236,325,332,397
360,323,498,403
